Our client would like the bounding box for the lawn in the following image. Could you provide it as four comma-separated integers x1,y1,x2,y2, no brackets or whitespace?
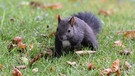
0,0,135,76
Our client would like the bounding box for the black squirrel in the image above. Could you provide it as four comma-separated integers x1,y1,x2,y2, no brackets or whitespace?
55,12,101,57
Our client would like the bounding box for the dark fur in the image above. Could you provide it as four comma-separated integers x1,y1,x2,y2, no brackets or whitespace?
55,12,101,57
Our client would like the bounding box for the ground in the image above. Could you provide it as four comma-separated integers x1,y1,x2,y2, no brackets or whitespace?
0,0,135,76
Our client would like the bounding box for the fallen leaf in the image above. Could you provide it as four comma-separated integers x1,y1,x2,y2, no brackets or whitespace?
48,32,56,38
101,68,112,76
15,65,26,69
17,42,26,52
124,61,131,70
87,63,95,70
32,68,38,73
117,30,135,39
0,64,3,71
55,14,59,19
110,59,120,72
29,44,33,51
59,73,66,76
113,40,125,48
66,61,77,67
7,43,16,51
75,50,96,55
119,50,132,55
30,1,41,8
41,49,53,57
50,66,55,72
98,9,114,16
12,36,22,45
42,3,62,9
11,68,22,76
29,54,41,66
40,34,47,38
115,69,120,76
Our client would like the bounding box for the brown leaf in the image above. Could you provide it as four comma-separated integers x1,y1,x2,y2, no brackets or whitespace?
29,54,41,66
17,42,26,52
42,3,62,9
12,36,22,44
15,65,26,69
7,43,16,51
66,61,77,67
101,68,112,76
119,50,132,55
98,9,114,16
11,68,22,76
110,59,120,72
30,1,41,8
50,66,55,72
0,64,3,71
41,49,53,57
75,50,96,55
48,32,56,38
124,61,131,70
29,44,33,51
115,69,120,76
32,68,38,73
117,30,135,39
87,63,95,70
113,40,125,48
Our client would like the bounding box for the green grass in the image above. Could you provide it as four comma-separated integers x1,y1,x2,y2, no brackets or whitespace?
0,0,135,76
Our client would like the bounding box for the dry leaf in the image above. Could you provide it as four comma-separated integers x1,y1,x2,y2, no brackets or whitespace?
115,69,120,76
42,3,62,9
50,66,55,72
66,61,77,66
7,43,16,51
11,68,22,76
15,65,26,69
101,68,112,76
32,68,38,73
59,73,66,76
30,1,41,8
29,44,33,51
12,36,22,44
98,9,114,16
119,50,132,55
17,42,26,52
41,49,53,57
113,40,125,48
110,59,120,72
124,61,131,70
117,30,135,39
48,32,56,38
75,50,96,55
29,54,41,66
87,63,95,70
0,64,3,71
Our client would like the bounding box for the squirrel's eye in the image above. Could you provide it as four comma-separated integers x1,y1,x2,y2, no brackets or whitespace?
67,30,70,33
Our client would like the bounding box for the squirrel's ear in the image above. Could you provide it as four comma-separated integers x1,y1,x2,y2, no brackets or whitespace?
58,15,61,23
68,16,75,27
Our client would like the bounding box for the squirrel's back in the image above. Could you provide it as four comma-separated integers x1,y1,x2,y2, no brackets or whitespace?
73,12,101,34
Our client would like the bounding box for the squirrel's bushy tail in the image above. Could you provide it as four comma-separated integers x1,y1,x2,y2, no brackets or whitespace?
73,12,101,35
